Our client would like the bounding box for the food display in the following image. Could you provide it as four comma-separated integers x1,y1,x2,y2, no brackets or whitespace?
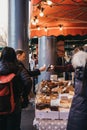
35,79,74,120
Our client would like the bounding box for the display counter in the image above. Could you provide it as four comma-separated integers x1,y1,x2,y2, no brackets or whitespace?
33,118,67,130
33,80,74,130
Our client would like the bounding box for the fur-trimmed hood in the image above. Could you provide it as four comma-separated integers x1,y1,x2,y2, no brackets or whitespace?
72,51,87,68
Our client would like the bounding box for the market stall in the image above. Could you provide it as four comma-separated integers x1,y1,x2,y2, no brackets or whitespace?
33,79,74,130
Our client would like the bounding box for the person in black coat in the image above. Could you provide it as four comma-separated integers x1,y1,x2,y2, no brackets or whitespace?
0,47,32,130
16,49,46,77
16,49,46,97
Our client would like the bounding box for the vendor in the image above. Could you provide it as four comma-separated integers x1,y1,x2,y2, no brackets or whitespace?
47,47,87,130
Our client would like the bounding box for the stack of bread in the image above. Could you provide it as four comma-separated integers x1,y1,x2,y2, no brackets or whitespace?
35,80,74,119
36,80,74,110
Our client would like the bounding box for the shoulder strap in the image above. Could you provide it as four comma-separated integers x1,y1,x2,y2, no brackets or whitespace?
0,73,15,84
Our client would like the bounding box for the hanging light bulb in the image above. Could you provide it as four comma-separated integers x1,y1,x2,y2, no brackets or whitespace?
37,26,40,30
37,4,44,17
31,19,36,25
59,24,63,31
31,16,39,25
44,27,47,32
39,8,44,17
47,0,52,5
35,16,39,23
39,11,44,17
36,19,39,23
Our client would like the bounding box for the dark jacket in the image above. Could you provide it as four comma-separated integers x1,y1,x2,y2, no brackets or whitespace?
17,60,40,107
0,60,32,111
67,66,87,130
54,64,74,73
66,51,87,130
17,61,40,77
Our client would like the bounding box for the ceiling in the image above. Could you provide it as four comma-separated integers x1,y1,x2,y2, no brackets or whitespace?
29,0,87,38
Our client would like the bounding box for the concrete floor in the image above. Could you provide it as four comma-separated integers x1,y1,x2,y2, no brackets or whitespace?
21,101,37,130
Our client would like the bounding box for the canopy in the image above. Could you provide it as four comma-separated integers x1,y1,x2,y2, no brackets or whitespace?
30,0,87,38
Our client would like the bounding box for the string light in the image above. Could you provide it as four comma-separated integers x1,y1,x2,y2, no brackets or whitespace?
39,7,44,17
37,26,40,30
44,26,48,31
31,19,36,25
46,0,52,5
31,16,39,25
37,4,44,17
59,24,63,31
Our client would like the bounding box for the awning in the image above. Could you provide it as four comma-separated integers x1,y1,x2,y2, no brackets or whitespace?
30,0,87,38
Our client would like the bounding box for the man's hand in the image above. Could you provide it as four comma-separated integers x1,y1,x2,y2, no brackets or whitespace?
39,64,46,72
46,64,54,71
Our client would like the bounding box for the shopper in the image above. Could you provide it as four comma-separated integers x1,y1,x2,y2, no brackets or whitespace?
0,47,32,130
16,49,46,103
16,49,46,77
